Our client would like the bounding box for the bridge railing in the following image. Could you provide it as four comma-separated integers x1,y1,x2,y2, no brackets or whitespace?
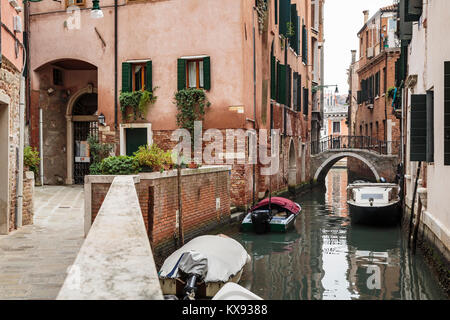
311,135,400,156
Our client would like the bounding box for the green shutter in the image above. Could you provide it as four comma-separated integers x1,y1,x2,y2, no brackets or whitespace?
203,56,211,91
177,59,187,91
145,60,152,91
426,91,434,163
290,4,298,53
303,87,309,115
279,0,291,37
445,62,450,165
297,75,301,112
410,94,427,161
277,64,286,105
271,55,276,100
274,0,278,25
121,62,132,92
302,25,308,64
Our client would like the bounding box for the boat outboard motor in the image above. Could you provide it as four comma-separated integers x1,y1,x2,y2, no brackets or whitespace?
251,209,272,234
177,250,208,300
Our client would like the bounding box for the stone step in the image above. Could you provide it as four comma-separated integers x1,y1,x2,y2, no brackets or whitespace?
231,211,246,222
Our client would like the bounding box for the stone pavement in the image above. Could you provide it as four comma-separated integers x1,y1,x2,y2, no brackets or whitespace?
0,185,85,300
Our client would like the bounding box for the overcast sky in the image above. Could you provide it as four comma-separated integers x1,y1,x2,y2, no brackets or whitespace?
323,0,394,95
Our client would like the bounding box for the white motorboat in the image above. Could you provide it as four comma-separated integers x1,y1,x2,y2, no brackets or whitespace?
347,182,401,226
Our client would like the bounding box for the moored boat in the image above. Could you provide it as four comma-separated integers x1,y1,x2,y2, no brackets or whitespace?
158,234,250,299
347,182,401,226
241,197,302,233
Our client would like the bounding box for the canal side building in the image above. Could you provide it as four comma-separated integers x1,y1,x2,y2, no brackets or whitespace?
396,0,450,286
27,0,324,209
0,0,34,234
348,5,401,181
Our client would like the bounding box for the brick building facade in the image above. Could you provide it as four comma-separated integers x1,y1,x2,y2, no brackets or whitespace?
27,0,324,209
348,5,401,181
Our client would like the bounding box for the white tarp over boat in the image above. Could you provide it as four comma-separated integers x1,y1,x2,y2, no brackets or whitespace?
159,235,251,283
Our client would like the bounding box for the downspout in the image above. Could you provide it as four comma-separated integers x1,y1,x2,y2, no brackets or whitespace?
17,48,27,229
114,0,118,131
252,7,257,206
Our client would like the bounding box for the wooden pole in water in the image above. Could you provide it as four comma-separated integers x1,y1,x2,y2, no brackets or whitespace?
408,161,421,248
411,197,422,254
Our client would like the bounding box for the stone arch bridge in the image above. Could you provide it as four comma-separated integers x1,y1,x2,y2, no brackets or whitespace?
310,136,401,183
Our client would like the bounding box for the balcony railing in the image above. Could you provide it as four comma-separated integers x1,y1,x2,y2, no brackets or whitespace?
311,135,400,156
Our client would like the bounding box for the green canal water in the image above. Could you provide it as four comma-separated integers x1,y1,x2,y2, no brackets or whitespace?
219,167,447,300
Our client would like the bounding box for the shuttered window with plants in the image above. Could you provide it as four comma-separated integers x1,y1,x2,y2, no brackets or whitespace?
177,56,211,91
279,0,291,37
445,62,450,165
120,61,156,122
289,4,299,55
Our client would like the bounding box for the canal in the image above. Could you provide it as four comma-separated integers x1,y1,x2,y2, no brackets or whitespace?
219,166,447,300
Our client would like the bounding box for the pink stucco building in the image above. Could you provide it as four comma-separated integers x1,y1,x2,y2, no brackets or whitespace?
27,0,324,208
0,0,26,234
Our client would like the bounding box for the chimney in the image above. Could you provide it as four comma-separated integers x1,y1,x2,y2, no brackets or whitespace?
363,10,369,24
351,50,357,64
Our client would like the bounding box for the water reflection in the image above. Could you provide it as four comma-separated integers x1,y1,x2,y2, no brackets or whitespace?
223,166,447,300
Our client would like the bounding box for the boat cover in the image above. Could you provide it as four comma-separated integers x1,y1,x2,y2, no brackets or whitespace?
250,197,301,215
159,235,251,283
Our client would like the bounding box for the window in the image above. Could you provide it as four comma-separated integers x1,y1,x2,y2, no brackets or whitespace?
333,121,340,134
122,60,153,93
177,56,211,91
53,68,63,86
66,0,85,7
426,90,434,163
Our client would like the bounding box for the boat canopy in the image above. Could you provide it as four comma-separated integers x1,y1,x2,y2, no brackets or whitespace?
159,235,250,283
250,197,301,214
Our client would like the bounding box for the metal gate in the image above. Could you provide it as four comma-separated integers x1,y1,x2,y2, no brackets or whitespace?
74,121,98,184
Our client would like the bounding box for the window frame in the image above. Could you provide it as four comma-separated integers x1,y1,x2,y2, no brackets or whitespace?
66,0,86,8
132,63,147,92
186,59,204,89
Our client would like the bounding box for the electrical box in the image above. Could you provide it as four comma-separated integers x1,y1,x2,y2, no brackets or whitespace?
13,15,22,33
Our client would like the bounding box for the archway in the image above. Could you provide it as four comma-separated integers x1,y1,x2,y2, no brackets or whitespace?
66,85,98,184
314,152,380,183
288,139,297,187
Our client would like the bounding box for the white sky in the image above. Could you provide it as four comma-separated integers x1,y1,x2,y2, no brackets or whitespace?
324,0,395,95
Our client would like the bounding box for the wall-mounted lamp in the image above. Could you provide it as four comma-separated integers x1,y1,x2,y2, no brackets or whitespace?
91,0,104,19
98,113,105,126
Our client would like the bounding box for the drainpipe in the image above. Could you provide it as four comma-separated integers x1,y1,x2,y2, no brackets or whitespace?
17,40,27,228
114,0,118,130
252,7,257,206
39,108,43,186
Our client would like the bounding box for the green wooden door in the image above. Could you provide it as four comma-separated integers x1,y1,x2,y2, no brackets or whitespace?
126,128,147,156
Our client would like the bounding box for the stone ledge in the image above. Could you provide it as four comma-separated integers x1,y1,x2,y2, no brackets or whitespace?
58,176,163,300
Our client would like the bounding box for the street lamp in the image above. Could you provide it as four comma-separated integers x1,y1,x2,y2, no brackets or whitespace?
98,113,105,126
312,84,339,94
91,0,104,19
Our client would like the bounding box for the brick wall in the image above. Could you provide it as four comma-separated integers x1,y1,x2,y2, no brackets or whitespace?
87,166,231,260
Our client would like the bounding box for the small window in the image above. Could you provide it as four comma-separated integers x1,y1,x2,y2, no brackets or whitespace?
178,56,211,91
53,68,63,86
133,64,146,91
187,59,204,89
66,0,85,7
333,121,340,134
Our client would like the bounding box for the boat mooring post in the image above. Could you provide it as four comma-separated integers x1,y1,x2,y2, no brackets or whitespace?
177,157,184,248
408,161,422,249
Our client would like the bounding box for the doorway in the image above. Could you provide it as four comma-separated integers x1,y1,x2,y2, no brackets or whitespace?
0,97,9,234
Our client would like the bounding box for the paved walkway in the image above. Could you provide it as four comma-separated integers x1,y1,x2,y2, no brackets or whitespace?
0,185,85,299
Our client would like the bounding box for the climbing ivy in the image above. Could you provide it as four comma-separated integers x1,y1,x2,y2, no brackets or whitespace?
119,89,157,121
174,88,211,134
